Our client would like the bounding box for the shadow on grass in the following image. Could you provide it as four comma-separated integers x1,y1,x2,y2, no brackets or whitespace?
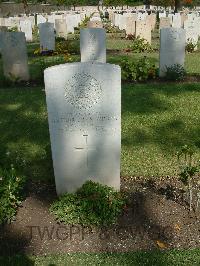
0,87,54,182
0,255,34,266
122,83,200,153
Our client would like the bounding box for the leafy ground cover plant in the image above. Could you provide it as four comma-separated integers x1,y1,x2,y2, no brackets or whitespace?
178,145,200,211
0,165,26,224
165,64,186,81
128,36,152,53
78,16,90,29
8,26,18,32
121,56,157,81
50,180,126,226
33,39,79,57
186,41,197,53
105,23,123,34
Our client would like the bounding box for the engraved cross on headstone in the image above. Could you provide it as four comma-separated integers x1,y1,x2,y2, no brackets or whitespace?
74,134,96,168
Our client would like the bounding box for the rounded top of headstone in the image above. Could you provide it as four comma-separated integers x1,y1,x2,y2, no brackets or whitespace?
87,21,103,28
81,27,105,32
160,27,186,34
44,62,121,74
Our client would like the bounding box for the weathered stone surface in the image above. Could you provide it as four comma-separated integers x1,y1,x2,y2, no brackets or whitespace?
172,13,181,28
125,17,136,35
55,19,67,39
159,17,171,29
37,14,46,25
135,20,151,44
20,20,32,41
184,19,199,49
80,28,106,63
1,32,29,80
39,22,55,51
44,62,121,195
87,20,103,28
159,28,186,77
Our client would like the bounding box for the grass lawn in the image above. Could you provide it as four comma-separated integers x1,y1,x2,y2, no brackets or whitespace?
0,83,200,181
1,249,200,265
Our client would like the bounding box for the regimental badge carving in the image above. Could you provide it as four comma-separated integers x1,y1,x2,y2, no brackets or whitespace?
64,73,102,110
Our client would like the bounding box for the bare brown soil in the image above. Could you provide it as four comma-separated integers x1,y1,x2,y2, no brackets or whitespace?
1,177,200,256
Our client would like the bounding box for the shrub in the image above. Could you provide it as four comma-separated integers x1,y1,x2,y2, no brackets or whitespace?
125,34,135,40
121,57,157,82
33,39,78,57
186,41,197,53
54,41,72,56
79,16,90,29
50,180,126,226
104,23,123,34
8,26,18,32
165,64,186,81
128,37,152,53
0,165,26,224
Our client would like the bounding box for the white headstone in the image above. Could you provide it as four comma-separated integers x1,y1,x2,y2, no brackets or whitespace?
159,12,166,18
159,28,186,77
87,20,103,28
135,20,151,44
1,32,29,81
44,62,121,195
37,14,46,25
90,16,102,22
65,15,75,34
125,16,136,35
55,19,68,39
184,19,199,49
159,17,171,29
20,20,32,42
172,13,181,28
80,28,106,63
39,22,55,52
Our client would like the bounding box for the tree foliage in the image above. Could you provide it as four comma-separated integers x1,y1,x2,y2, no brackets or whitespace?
148,0,197,11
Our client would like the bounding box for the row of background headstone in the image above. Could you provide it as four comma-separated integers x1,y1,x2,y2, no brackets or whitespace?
0,6,189,82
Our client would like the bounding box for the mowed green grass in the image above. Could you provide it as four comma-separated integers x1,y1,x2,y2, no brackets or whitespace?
121,83,200,177
1,249,200,266
0,83,200,181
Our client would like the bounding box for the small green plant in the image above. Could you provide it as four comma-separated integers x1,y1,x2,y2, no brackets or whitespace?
0,165,26,224
178,145,200,211
55,36,66,42
186,41,197,53
54,41,72,56
165,64,186,81
33,39,77,57
121,57,157,82
50,180,126,226
128,37,152,53
8,26,18,32
104,23,123,34
6,72,21,83
78,16,90,29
